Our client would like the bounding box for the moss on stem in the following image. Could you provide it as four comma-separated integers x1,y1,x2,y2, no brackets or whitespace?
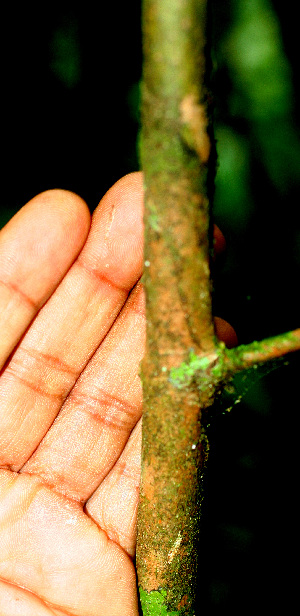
137,2,213,613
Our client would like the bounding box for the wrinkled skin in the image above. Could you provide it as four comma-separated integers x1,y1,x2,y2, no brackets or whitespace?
0,173,236,615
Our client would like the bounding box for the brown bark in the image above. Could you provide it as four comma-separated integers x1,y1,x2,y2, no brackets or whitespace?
137,2,214,613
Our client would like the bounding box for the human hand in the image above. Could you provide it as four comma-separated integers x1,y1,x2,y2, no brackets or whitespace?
0,172,236,616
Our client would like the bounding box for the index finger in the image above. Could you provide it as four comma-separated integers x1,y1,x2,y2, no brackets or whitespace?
0,190,90,369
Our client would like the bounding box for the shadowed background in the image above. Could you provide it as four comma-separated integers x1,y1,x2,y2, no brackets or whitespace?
1,0,299,612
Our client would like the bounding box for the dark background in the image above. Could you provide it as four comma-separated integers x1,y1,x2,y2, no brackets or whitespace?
1,1,299,612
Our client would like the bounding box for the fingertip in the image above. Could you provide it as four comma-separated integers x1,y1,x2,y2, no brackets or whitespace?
0,189,92,369
85,172,144,290
28,188,91,246
214,316,238,349
213,224,226,260
0,189,92,307
113,170,143,191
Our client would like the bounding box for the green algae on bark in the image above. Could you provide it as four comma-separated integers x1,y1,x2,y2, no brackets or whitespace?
139,588,192,616
169,350,213,389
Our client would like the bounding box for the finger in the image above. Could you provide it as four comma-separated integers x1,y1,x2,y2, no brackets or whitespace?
0,190,90,370
0,172,144,470
85,417,142,558
22,283,145,504
214,316,238,348
212,224,226,261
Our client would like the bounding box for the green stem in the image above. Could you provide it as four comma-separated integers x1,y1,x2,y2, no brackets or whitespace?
141,0,214,354
223,329,300,378
137,1,212,614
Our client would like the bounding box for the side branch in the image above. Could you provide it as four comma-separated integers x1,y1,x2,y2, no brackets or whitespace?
223,328,300,378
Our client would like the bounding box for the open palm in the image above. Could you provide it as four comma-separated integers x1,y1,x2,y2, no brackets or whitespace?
0,173,144,616
0,172,235,616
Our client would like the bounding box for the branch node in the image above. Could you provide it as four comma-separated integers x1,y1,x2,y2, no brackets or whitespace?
180,93,211,164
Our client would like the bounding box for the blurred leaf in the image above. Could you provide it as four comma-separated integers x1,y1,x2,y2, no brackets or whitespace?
209,579,230,606
225,0,292,122
219,0,300,194
219,522,254,551
214,126,253,232
50,16,81,88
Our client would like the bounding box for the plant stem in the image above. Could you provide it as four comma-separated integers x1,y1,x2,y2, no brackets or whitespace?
223,328,300,377
137,1,213,614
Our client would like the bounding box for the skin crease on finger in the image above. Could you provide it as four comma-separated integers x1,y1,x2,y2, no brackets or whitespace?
0,172,237,616
0,190,91,371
